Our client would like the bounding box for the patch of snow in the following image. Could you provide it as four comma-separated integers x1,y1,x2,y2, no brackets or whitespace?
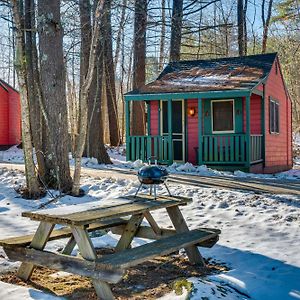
0,281,64,300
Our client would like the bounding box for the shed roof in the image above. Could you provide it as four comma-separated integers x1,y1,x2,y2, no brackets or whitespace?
127,53,277,95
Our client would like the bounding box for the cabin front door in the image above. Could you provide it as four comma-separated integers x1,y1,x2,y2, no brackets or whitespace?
161,100,185,162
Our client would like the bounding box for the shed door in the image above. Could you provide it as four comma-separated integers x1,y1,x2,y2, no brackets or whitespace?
161,100,185,162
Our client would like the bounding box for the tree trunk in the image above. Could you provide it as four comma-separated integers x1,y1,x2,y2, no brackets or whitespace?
159,0,166,70
103,0,120,146
243,0,248,55
169,0,183,62
24,0,46,180
237,0,245,56
72,0,106,195
131,0,147,136
37,0,72,192
114,0,127,70
262,0,273,53
11,0,40,198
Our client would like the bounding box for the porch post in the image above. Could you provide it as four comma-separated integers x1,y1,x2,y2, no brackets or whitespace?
246,95,251,167
125,99,130,161
147,101,151,135
168,99,173,164
198,98,203,165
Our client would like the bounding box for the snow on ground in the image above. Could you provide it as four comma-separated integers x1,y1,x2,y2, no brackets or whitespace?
0,167,299,299
1,145,300,181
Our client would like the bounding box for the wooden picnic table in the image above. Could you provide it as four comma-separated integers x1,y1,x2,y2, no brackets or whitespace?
0,194,221,300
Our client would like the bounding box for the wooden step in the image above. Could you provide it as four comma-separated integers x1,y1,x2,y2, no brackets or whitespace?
96,229,219,270
0,218,128,247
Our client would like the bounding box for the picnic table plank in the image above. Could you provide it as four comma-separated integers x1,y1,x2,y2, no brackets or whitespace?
17,222,54,281
96,229,217,270
111,225,220,248
72,226,115,300
4,246,124,283
21,195,192,226
0,218,128,247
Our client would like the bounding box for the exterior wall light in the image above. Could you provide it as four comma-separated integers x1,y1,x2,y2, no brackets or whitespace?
188,107,196,117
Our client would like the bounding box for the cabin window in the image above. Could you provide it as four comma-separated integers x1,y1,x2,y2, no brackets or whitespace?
270,98,279,134
211,99,235,133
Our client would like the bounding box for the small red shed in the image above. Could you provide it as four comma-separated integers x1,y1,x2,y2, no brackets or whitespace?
0,79,21,146
125,53,293,173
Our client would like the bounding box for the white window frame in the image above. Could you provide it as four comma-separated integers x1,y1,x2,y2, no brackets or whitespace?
211,99,235,134
270,98,280,134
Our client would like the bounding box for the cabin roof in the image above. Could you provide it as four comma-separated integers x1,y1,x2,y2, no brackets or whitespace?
127,53,277,95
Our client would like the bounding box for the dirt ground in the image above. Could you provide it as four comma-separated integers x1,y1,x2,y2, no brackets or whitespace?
0,250,227,299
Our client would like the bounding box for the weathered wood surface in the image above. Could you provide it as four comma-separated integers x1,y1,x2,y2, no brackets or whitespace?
0,218,128,247
96,229,217,270
111,225,220,248
4,246,124,284
17,222,54,281
166,206,205,266
115,214,144,252
71,226,115,300
21,195,191,226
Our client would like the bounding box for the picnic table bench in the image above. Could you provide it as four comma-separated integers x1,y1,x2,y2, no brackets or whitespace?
0,194,221,300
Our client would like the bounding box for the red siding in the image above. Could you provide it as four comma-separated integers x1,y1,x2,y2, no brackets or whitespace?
150,101,159,135
7,87,21,145
0,85,9,144
264,57,292,172
243,94,262,134
187,99,198,164
0,82,21,146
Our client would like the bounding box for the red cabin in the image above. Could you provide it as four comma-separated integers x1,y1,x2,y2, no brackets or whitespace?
125,53,292,173
0,79,21,146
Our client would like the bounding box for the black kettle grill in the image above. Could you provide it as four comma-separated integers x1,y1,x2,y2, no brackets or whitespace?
134,157,171,199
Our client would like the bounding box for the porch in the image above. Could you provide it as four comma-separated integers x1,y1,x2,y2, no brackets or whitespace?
127,134,263,167
125,89,265,171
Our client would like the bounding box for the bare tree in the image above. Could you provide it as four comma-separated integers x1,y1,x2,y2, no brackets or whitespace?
170,0,183,61
159,0,166,70
72,0,106,195
103,0,120,146
37,0,73,192
131,0,147,136
11,0,40,198
262,0,273,53
237,0,245,56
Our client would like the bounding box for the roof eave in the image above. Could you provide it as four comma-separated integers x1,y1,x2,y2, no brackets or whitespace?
124,89,251,101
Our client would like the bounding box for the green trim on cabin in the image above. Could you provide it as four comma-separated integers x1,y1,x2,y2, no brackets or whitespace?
125,100,130,161
261,84,266,167
198,98,203,165
147,101,151,135
184,101,188,162
124,90,251,101
245,95,251,167
167,99,173,164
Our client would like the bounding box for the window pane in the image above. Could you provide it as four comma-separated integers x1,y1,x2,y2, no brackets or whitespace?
213,101,234,132
270,101,274,133
275,103,279,133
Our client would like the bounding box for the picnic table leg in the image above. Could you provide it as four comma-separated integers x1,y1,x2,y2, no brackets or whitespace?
71,226,115,300
115,214,144,252
17,221,55,281
62,236,76,255
143,211,161,235
166,206,206,267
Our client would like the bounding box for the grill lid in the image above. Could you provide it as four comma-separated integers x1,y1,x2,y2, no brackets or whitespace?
137,165,169,184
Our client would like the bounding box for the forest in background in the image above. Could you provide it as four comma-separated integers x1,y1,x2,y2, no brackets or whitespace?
0,0,299,197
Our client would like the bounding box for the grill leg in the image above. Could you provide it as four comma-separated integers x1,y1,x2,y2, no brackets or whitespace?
134,183,143,197
149,185,153,196
153,184,157,199
164,182,172,196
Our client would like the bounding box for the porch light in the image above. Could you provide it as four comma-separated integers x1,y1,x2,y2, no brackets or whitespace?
188,107,196,117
